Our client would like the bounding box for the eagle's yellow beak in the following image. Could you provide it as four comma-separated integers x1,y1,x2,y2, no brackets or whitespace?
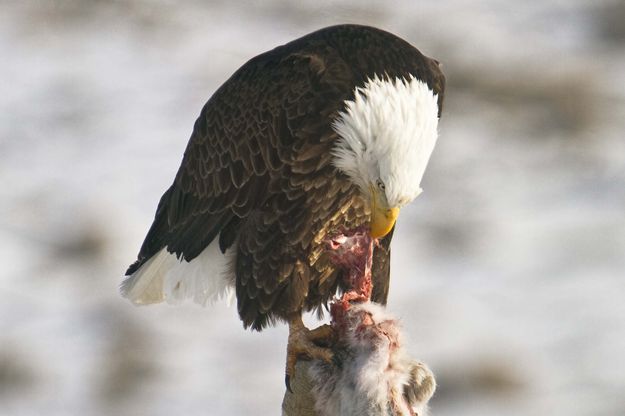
369,187,399,239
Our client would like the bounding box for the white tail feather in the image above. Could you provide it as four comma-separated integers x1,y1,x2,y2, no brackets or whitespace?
120,241,234,306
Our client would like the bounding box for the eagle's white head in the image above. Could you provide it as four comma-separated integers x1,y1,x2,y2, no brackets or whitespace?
332,75,440,238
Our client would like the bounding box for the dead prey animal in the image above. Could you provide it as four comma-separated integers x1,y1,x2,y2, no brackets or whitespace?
288,228,436,416
327,226,375,329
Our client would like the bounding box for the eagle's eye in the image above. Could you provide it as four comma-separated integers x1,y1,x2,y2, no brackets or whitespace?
376,179,385,191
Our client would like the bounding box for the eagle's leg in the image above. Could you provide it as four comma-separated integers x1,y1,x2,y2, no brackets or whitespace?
285,314,335,392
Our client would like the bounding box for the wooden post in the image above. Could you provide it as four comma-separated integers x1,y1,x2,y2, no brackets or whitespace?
282,361,319,416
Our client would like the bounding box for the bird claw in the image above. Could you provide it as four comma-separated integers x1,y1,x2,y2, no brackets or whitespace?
285,322,335,393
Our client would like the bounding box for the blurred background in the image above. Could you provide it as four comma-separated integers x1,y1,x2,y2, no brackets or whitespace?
1,1,624,415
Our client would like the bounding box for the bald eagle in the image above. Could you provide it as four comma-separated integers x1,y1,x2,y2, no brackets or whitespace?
122,24,445,382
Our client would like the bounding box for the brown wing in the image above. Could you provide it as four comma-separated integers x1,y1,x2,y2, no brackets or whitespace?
126,39,366,329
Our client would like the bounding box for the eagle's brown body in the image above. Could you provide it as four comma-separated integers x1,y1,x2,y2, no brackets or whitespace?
125,24,445,330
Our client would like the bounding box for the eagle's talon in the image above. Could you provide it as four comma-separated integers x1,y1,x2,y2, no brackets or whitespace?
307,323,336,346
285,318,335,392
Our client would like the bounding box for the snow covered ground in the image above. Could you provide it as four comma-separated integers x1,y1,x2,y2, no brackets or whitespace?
1,1,624,415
